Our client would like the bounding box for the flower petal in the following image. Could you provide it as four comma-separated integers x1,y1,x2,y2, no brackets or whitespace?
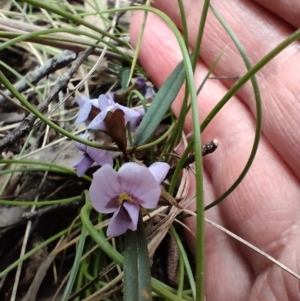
106,202,139,236
145,86,156,99
75,103,92,125
98,94,114,110
118,162,161,208
90,98,100,108
87,147,113,167
115,104,142,131
134,107,145,116
135,77,147,92
148,162,170,183
128,116,142,131
88,110,108,130
73,155,94,177
123,201,139,228
89,165,122,213
106,92,115,104
128,107,145,130
117,104,140,119
75,95,89,107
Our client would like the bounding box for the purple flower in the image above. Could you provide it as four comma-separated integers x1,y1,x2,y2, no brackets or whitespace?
72,134,113,177
135,77,156,99
88,93,143,131
74,95,99,125
135,77,148,92
89,161,170,237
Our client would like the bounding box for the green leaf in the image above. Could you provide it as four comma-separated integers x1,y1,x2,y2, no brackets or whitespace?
124,213,152,301
133,60,186,146
61,226,87,301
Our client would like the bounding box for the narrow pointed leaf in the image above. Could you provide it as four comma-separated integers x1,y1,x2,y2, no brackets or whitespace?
134,61,185,146
124,213,152,301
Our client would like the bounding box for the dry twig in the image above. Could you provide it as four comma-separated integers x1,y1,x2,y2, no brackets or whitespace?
0,50,77,106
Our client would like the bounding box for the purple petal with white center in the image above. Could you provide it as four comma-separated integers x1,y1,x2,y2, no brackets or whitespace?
106,202,139,236
89,165,122,213
86,147,113,167
117,162,161,208
148,162,170,184
73,155,94,177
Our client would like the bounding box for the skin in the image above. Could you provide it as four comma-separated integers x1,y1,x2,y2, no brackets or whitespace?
130,0,300,300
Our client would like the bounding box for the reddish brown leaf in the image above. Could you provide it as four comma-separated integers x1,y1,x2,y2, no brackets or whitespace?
104,109,128,159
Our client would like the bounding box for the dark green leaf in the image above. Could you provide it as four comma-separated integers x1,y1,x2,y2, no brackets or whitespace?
134,60,185,146
124,213,152,301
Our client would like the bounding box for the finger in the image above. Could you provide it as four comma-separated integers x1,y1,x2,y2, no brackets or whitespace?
150,0,300,180
185,171,254,300
129,8,300,262
130,7,300,279
131,13,256,299
253,0,300,28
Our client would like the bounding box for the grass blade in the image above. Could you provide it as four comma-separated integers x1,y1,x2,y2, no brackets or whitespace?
124,214,152,301
134,60,186,146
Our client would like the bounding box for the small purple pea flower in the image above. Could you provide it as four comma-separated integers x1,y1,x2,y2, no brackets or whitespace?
72,134,113,177
74,95,100,125
135,77,148,93
88,93,144,131
89,162,170,237
135,77,156,99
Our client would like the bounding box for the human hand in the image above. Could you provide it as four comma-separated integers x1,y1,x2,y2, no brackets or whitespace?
130,0,300,300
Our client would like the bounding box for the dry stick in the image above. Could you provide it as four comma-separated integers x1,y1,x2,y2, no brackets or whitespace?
0,47,93,153
0,50,77,105
166,139,219,179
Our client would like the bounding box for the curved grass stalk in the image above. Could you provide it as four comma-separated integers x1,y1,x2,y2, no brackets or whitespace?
0,28,131,61
0,158,91,181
